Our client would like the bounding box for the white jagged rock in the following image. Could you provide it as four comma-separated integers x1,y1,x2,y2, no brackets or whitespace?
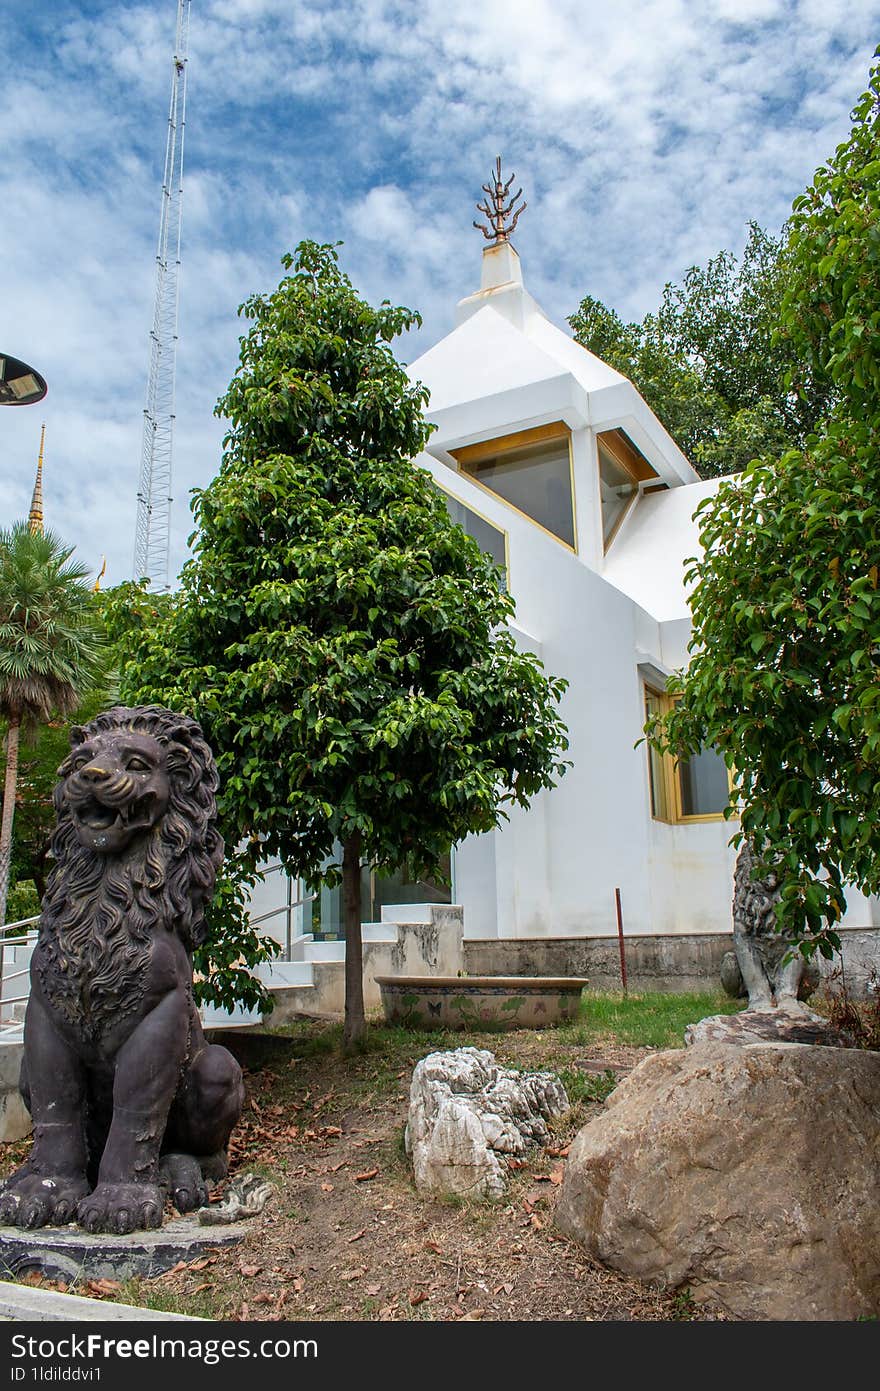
405,1047,569,1200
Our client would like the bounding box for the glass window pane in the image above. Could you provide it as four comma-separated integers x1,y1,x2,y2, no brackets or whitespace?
441,493,507,590
599,442,637,544
371,855,452,919
678,746,730,816
644,688,670,820
468,439,575,547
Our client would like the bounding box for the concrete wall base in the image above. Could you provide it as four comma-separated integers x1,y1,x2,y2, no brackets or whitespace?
463,926,880,999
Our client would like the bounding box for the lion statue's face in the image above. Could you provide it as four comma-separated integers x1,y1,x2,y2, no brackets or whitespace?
62,729,171,854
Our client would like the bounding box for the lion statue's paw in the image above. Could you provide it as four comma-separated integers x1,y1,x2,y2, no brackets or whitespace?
0,1170,90,1229
77,1182,163,1235
159,1153,209,1214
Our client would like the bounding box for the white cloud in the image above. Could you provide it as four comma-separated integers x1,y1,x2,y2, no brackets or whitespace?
1,0,878,587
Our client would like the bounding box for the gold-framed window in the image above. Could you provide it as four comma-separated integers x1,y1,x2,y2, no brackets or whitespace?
450,422,577,552
644,686,732,823
597,429,658,549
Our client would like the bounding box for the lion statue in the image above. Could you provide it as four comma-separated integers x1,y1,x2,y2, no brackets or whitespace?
727,839,818,1014
0,706,245,1235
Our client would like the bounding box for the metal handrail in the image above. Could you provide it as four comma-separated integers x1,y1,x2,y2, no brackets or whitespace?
1,916,40,937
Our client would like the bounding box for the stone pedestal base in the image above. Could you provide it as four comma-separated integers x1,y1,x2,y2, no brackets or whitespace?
0,1215,244,1283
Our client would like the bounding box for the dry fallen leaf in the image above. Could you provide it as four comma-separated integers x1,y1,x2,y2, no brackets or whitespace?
340,1267,367,1282
354,1168,379,1182
321,1182,334,1193
530,1214,544,1230
548,1168,564,1186
365,1284,381,1297
409,1290,428,1306
424,1240,442,1254
459,1309,485,1321
348,1229,366,1243
86,1279,121,1298
239,1263,262,1277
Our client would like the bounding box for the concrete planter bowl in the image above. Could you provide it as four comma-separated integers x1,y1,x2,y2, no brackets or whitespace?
375,975,589,1030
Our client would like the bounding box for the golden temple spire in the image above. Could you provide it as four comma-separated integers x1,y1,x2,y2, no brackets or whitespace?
93,556,107,593
28,424,45,535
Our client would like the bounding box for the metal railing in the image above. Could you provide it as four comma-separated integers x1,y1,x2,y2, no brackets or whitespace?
0,916,39,1030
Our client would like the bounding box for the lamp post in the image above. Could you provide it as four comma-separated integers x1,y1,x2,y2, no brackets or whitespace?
0,354,47,407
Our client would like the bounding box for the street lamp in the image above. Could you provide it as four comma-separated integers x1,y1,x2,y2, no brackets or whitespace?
0,353,47,406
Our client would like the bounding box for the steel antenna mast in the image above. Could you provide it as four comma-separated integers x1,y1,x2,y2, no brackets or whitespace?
133,0,191,590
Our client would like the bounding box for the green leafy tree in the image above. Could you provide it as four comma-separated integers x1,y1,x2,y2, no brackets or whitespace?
112,242,570,1049
98,580,278,1016
569,223,833,477
647,50,880,956
4,684,109,904
0,524,104,927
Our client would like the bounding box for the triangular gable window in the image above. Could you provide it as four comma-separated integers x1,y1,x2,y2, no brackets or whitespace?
451,423,576,550
597,429,658,549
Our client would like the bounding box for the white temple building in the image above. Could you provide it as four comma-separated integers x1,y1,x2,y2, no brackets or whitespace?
241,204,877,982
407,233,737,941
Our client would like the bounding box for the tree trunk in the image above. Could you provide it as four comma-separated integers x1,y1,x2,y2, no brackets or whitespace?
0,717,22,1008
0,717,21,930
341,831,366,1053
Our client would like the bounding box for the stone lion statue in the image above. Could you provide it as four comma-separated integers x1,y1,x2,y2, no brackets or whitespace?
727,839,818,1013
0,706,245,1235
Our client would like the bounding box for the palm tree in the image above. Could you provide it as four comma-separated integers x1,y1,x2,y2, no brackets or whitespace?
0,523,104,928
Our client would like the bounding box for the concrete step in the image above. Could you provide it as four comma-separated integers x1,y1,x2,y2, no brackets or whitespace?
381,903,434,924
254,959,314,986
200,979,316,1034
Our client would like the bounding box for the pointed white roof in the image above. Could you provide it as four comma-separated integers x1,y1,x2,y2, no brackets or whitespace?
408,241,697,487
411,304,574,413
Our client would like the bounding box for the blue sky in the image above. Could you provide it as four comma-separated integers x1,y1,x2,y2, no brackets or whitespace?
2,0,878,587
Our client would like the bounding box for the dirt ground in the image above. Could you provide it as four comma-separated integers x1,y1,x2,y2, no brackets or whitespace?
1,1022,728,1322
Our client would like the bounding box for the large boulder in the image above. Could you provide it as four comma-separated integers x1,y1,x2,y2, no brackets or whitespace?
555,1042,880,1320
405,1047,568,1199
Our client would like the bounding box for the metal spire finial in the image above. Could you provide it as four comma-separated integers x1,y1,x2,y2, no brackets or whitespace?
28,423,45,535
474,156,527,243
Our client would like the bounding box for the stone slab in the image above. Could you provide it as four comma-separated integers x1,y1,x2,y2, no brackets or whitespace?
684,1009,845,1047
0,1279,202,1321
0,1216,244,1284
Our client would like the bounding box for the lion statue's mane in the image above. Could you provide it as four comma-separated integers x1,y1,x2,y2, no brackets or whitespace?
37,705,224,1034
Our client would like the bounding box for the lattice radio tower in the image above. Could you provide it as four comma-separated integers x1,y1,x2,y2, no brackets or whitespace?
133,0,190,590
